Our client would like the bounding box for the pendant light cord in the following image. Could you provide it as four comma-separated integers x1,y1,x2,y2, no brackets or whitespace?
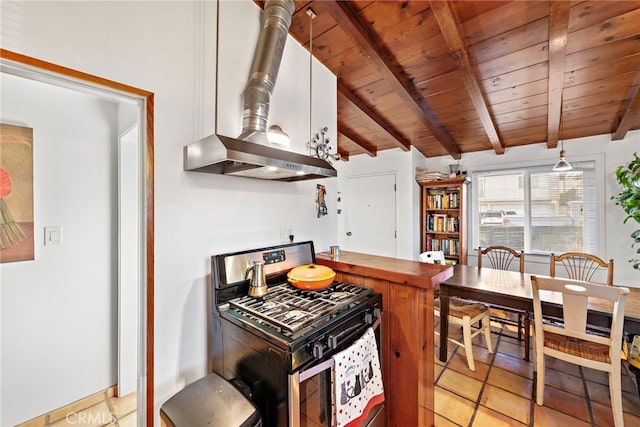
307,8,316,148
214,0,220,134
560,108,564,152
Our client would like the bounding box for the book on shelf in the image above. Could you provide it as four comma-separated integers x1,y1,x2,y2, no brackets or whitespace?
427,190,460,209
426,214,459,232
425,237,460,257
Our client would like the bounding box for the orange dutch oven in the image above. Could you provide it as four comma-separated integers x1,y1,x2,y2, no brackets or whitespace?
287,264,336,290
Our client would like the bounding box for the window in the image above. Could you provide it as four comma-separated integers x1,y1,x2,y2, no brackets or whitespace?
472,161,599,255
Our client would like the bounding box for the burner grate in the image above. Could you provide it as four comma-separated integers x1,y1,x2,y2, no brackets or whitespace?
229,282,370,333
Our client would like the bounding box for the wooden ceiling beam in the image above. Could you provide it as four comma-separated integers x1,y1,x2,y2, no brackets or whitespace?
546,1,571,149
338,126,378,157
337,80,410,152
612,80,640,140
324,0,462,159
429,1,505,155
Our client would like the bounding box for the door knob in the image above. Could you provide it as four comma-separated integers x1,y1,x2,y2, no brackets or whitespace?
346,232,352,236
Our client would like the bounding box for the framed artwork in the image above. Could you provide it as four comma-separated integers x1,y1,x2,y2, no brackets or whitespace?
0,123,34,263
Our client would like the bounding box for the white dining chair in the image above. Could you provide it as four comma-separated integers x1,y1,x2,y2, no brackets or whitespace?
531,276,629,427
421,250,493,371
419,250,445,264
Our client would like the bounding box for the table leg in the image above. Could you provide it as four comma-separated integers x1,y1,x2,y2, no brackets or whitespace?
524,312,530,361
439,288,449,362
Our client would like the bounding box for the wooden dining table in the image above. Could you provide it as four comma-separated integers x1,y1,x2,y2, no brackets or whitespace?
438,264,640,363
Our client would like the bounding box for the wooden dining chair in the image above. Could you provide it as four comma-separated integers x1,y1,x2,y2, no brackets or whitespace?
531,276,629,427
421,251,494,371
478,246,528,344
550,252,614,285
478,246,525,272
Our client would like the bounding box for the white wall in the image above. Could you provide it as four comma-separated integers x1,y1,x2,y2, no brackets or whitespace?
425,131,640,288
1,1,338,424
412,148,429,258
0,73,119,424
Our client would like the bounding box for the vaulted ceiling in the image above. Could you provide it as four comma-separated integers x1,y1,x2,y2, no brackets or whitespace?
271,1,640,161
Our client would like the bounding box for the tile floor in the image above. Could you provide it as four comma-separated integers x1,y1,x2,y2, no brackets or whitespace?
435,319,640,426
15,322,640,427
16,386,137,427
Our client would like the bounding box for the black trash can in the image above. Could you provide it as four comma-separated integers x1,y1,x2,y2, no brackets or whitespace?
160,373,262,427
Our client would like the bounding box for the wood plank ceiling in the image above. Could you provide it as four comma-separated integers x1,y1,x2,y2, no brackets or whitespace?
275,0,640,161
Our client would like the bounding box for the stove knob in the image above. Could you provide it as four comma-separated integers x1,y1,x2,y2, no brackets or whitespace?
365,312,373,325
327,334,338,349
312,342,325,359
374,307,381,318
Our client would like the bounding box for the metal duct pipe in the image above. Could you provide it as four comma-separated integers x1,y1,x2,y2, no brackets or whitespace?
238,0,295,145
183,0,336,181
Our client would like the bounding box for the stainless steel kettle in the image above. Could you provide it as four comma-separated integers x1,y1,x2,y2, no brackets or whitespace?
245,260,268,297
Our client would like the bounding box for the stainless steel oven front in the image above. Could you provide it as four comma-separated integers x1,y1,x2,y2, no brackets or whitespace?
288,317,384,427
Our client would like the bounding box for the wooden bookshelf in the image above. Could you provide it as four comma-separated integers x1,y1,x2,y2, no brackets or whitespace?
418,177,469,265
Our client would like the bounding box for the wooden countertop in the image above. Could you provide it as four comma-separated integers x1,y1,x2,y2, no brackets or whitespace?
316,250,453,290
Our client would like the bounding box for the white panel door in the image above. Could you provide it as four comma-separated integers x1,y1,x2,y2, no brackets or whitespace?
344,173,397,257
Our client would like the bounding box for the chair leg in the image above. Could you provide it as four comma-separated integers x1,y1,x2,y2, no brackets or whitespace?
532,334,537,373
523,314,531,361
517,313,523,341
535,356,545,405
483,314,494,354
609,366,624,427
462,316,476,372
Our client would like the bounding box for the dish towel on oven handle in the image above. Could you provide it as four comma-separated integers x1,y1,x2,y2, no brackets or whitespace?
331,327,385,427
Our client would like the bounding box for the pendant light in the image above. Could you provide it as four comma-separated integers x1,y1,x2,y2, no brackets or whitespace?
553,145,572,172
553,112,572,172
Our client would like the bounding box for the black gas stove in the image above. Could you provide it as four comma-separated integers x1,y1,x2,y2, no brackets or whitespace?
210,241,383,427
227,281,375,335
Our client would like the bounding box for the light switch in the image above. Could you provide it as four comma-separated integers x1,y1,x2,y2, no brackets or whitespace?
44,226,63,245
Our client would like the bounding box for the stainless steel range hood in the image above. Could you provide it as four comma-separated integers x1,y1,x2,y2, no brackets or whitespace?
183,134,337,181
183,0,337,182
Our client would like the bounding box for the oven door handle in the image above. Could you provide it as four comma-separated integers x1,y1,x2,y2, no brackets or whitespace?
327,314,380,349
327,323,363,349
299,316,381,383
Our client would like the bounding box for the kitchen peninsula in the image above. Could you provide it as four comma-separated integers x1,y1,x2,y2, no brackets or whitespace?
316,251,452,426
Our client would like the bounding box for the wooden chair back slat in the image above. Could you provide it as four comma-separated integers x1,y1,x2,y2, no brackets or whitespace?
478,246,525,273
550,252,614,285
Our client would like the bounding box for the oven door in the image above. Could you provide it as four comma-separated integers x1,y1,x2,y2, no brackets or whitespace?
288,318,384,427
